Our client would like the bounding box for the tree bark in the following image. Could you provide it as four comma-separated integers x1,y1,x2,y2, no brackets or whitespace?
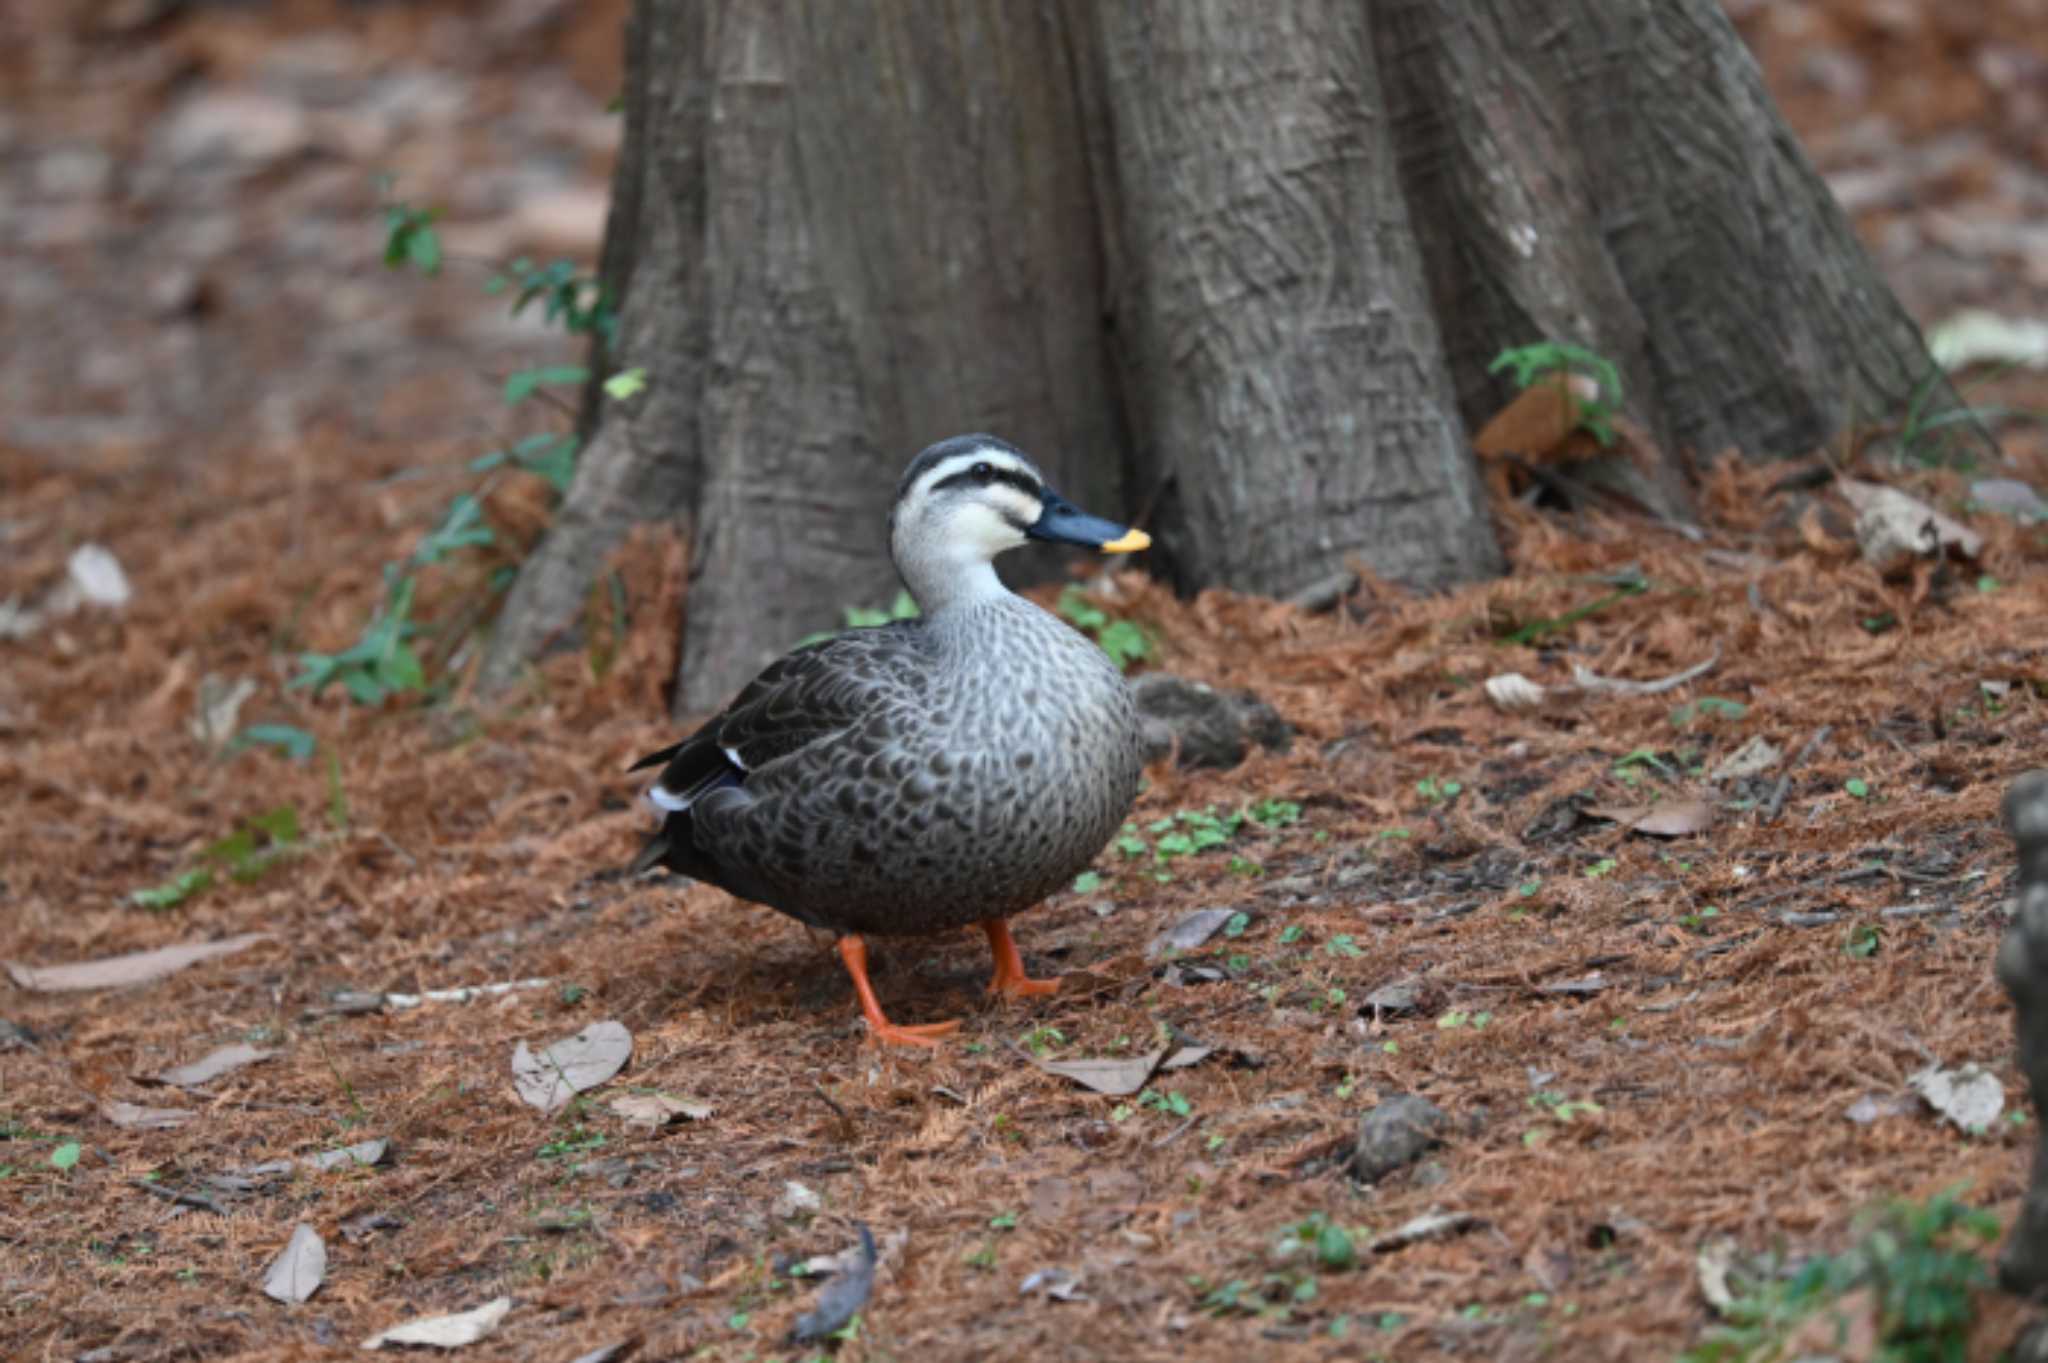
482,0,1976,716
1074,0,1500,596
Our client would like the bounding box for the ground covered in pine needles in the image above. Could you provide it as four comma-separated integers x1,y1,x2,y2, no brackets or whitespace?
5,418,2047,1363
5,3,2048,1361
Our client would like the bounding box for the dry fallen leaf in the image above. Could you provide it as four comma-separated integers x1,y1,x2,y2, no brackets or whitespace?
262,1223,326,1305
150,1042,275,1088
189,674,258,748
1696,1235,1739,1314
1371,1209,1480,1252
512,1021,633,1113
1145,909,1239,960
1027,1042,1211,1097
1585,799,1714,838
564,1341,641,1363
6,933,269,993
607,1092,714,1129
1908,1062,2004,1132
1473,372,1601,461
1709,735,1782,782
100,1099,197,1130
302,1138,389,1172
362,1297,512,1351
790,1224,876,1344
1838,478,1983,574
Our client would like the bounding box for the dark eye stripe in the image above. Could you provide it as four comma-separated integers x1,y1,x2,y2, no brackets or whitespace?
930,466,1041,500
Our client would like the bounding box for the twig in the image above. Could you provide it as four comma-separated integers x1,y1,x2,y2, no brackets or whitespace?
810,1083,851,1123
131,1179,228,1216
384,978,552,1010
1762,724,1832,823
1880,903,1955,919
1152,1114,1200,1149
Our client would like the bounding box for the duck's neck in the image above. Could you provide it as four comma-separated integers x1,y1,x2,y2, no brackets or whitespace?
896,547,1012,618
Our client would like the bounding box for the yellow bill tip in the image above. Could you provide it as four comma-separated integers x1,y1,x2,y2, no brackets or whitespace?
1100,528,1151,554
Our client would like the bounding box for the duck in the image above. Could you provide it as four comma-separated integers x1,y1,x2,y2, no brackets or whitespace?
628,435,1151,1046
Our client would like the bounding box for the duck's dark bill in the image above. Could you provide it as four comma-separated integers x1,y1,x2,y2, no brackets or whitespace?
1027,494,1151,554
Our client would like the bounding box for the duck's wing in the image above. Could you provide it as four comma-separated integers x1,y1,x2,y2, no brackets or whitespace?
626,623,926,877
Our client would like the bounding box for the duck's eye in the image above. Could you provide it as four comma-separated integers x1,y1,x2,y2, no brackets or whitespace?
971,461,994,482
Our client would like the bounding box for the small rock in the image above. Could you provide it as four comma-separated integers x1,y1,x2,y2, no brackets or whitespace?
1845,1093,1916,1125
156,91,312,173
1285,571,1358,614
1972,478,2048,524
54,544,132,612
1363,979,1423,1016
512,186,611,255
1019,1267,1087,1301
1131,673,1292,770
1350,1093,1449,1182
35,145,114,198
775,1180,822,1219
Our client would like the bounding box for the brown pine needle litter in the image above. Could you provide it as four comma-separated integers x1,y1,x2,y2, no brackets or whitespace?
3,424,2046,1361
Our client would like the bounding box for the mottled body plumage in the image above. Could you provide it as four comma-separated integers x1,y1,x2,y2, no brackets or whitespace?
630,435,1145,943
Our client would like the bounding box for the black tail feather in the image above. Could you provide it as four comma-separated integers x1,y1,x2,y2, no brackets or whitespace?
628,741,686,773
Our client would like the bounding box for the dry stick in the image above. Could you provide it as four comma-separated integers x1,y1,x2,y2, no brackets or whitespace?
131,1179,229,1216
1762,724,1833,824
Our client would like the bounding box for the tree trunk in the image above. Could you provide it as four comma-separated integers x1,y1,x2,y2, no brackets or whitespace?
1073,0,1499,595
482,0,1976,716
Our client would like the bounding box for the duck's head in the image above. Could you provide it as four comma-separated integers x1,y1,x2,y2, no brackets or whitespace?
889,435,1148,608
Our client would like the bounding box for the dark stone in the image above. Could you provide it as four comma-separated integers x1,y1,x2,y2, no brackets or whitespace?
1997,770,2048,1293
1349,1093,1449,1182
1131,673,1293,770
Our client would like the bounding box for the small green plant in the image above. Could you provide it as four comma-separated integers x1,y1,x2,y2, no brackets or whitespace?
129,806,302,909
1681,1188,1999,1363
1139,1089,1194,1119
1324,934,1364,959
844,589,921,630
1019,1026,1066,1057
1495,578,1650,646
292,571,428,705
1415,776,1463,805
1273,1213,1360,1271
229,723,317,763
536,1127,607,1162
1489,341,1623,445
1584,857,1619,879
1680,904,1722,933
1845,923,1882,959
1524,1090,1604,1146
48,1141,81,1173
1845,778,1872,800
1057,587,1153,670
1247,797,1302,827
1436,1009,1492,1031
988,1210,1019,1231
300,187,627,707
1670,697,1748,728
1071,870,1103,894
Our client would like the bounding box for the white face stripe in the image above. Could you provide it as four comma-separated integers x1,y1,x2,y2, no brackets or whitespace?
909,446,1041,502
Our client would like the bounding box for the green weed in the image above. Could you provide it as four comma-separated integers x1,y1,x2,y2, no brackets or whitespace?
129,806,301,909
1680,1189,1998,1363
1057,586,1153,670
1489,341,1623,445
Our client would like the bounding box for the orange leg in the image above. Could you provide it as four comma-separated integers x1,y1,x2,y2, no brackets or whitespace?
837,935,961,1047
981,919,1060,998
